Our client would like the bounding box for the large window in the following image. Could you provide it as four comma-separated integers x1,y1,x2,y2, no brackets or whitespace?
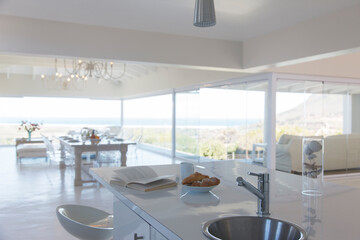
175,81,267,162
275,79,360,174
123,94,172,150
6,73,360,176
0,97,121,145
276,80,347,139
176,91,200,160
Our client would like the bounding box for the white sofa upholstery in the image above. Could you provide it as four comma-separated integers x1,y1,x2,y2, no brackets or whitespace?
16,143,47,162
276,134,360,173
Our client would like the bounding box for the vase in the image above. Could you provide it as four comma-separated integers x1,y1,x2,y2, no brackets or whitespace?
302,137,324,196
27,131,32,141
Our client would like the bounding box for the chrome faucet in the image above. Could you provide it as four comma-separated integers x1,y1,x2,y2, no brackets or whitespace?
237,172,270,216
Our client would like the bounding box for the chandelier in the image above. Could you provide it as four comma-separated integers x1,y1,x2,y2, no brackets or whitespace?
41,59,126,90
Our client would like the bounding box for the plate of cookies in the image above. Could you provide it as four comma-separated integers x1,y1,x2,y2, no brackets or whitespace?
181,172,220,193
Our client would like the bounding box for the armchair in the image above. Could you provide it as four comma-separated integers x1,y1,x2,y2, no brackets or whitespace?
276,134,317,173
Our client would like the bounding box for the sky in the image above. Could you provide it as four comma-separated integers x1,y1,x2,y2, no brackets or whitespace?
0,97,121,118
0,91,308,120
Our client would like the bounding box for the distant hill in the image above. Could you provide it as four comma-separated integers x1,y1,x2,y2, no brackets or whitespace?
277,94,343,124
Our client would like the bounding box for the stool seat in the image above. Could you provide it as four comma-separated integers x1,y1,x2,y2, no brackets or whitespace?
56,204,113,240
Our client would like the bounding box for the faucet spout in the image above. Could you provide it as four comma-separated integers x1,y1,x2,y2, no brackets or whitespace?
236,177,265,200
236,172,270,217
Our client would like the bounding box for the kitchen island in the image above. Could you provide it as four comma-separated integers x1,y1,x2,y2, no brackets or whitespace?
90,160,360,240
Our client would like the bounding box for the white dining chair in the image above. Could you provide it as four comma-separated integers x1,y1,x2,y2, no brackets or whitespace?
56,204,113,240
41,135,74,166
93,151,120,168
127,135,142,158
105,126,122,138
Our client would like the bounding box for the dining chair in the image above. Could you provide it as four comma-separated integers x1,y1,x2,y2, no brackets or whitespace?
104,126,122,138
41,135,74,166
42,135,56,161
93,151,120,168
127,135,142,158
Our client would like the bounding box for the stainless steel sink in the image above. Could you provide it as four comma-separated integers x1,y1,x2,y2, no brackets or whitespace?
203,216,307,240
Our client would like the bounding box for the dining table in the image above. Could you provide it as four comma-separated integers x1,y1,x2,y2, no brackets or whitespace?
57,136,136,186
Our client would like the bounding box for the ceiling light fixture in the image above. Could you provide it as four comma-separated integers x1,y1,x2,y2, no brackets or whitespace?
193,0,216,27
41,59,126,90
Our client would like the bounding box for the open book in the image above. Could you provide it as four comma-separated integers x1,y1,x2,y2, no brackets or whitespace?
110,166,177,192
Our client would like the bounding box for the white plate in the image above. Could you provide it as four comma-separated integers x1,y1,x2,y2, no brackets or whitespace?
182,185,217,193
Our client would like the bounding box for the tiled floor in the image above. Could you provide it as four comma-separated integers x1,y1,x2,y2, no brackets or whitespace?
1,145,359,240
0,146,175,240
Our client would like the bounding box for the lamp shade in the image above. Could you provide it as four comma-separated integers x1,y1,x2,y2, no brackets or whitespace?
194,0,216,27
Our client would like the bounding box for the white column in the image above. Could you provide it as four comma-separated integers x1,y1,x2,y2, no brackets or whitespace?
264,74,277,170
120,99,124,128
171,89,176,160
343,94,351,134
351,94,360,133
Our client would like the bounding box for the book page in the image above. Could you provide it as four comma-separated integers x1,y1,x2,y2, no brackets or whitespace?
112,166,158,185
127,175,175,185
110,166,177,191
127,179,177,192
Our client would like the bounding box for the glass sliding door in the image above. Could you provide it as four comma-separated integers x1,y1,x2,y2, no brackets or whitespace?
340,83,360,174
275,80,326,173
276,78,360,175
198,82,266,162
244,81,267,164
175,81,267,163
303,81,325,136
276,80,318,173
276,80,308,140
198,86,246,161
123,94,172,152
175,90,200,161
0,97,121,145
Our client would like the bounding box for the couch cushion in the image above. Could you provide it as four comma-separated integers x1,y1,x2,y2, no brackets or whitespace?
17,144,47,159
17,143,47,153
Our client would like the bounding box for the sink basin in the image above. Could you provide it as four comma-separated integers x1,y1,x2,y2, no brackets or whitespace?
203,216,307,240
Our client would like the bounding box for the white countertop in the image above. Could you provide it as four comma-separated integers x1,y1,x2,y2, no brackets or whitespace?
90,161,360,240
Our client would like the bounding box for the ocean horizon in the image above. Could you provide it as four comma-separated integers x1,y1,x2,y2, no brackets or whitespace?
1,117,261,127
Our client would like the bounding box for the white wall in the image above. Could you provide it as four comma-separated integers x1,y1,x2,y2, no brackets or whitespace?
118,67,246,99
0,15,243,71
243,4,360,69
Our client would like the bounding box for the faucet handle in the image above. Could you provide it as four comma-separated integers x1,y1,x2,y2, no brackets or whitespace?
248,172,262,177
247,172,269,181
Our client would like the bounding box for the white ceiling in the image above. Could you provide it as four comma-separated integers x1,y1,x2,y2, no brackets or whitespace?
1,0,360,97
0,0,359,41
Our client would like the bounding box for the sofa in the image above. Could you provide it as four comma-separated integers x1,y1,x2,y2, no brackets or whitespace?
16,143,47,162
276,134,360,173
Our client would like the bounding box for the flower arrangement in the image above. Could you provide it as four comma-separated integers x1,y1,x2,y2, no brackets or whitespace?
18,121,42,140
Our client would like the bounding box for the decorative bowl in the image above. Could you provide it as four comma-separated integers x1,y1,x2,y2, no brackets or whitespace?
182,185,217,193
